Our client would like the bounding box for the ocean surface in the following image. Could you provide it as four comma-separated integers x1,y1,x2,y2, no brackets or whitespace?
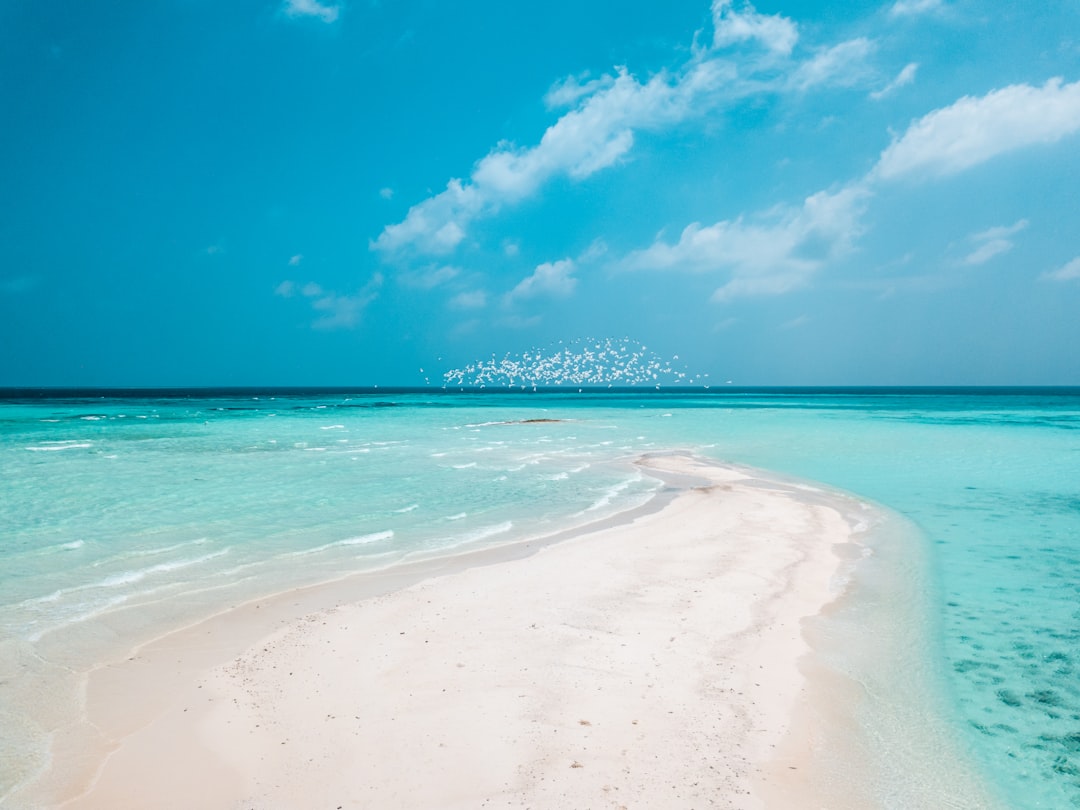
1,387,1078,807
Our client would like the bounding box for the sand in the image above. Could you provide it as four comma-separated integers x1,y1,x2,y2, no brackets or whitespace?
46,453,859,809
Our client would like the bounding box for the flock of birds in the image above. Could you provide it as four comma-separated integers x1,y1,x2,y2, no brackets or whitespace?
440,337,711,389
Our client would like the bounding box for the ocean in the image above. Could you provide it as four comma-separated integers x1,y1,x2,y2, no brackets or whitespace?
1,388,1078,807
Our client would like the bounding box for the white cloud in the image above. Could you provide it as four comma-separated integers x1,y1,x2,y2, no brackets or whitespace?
449,290,487,309
288,254,303,266
781,314,810,329
961,219,1028,265
379,187,394,200
874,78,1080,181
1041,257,1080,282
711,0,798,55
870,62,918,100
506,259,578,303
545,72,616,109
372,60,733,256
622,185,868,301
790,38,875,91
310,274,382,329
275,275,382,328
888,0,943,18
400,265,460,289
282,0,341,23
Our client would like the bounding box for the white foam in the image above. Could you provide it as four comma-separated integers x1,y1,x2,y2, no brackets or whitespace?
98,549,231,587
452,462,477,469
444,520,514,548
92,537,208,566
320,425,346,430
289,530,395,557
28,548,229,605
395,504,420,513
25,442,93,452
446,512,468,521
580,474,643,514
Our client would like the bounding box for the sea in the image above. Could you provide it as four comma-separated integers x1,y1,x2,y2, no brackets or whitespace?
1,387,1078,808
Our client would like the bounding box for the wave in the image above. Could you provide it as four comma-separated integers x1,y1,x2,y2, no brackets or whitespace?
446,520,514,547
580,475,643,514
288,530,395,557
25,441,93,452
91,538,209,567
26,548,231,606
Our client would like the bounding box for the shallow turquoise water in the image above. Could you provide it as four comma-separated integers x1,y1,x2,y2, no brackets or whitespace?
2,388,1078,806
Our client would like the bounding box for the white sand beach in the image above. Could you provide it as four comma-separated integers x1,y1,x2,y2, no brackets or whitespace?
41,454,860,809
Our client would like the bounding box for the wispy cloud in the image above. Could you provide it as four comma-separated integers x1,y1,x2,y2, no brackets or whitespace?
399,265,460,289
870,62,918,100
276,274,382,328
622,185,868,301
1041,257,1080,282
888,0,944,18
790,38,876,91
621,73,1080,301
371,1,880,261
449,290,487,309
372,60,733,257
874,78,1080,180
281,0,341,23
960,219,1028,265
711,0,798,55
544,72,616,109
505,259,578,303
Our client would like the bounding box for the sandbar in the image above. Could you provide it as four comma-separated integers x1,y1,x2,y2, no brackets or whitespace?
43,453,860,809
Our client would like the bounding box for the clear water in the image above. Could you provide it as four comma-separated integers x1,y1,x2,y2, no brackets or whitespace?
1,388,1078,807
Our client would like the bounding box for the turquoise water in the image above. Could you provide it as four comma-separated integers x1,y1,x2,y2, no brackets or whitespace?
2,388,1078,807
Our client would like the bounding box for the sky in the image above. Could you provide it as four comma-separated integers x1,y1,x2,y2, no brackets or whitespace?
2,0,1079,387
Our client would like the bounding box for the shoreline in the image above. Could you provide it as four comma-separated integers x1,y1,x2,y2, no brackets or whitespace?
13,454,932,807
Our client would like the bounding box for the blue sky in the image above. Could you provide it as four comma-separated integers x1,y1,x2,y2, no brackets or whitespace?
2,0,1079,386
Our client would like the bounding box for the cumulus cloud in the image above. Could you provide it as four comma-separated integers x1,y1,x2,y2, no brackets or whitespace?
870,62,918,100
711,0,798,55
622,185,868,301
789,38,875,91
874,78,1080,180
506,259,578,303
289,254,303,266
281,0,341,23
888,0,943,18
274,280,296,297
961,219,1028,266
1041,257,1080,282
